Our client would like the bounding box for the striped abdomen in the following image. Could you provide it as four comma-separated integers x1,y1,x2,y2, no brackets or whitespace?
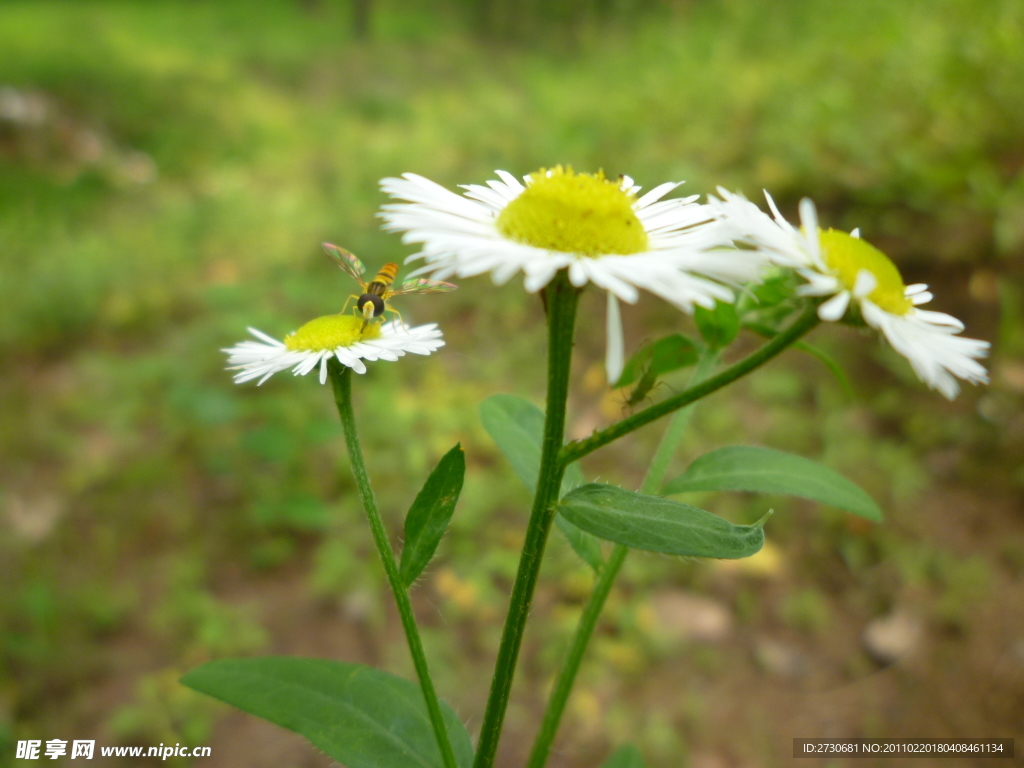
367,263,399,296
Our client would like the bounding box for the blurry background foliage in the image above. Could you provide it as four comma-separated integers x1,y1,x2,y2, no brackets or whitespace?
1,0,1022,766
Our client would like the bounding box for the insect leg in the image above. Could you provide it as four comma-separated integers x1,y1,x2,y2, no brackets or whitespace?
383,304,407,329
342,294,359,315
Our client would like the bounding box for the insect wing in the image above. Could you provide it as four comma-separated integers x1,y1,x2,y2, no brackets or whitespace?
323,243,367,287
389,278,458,296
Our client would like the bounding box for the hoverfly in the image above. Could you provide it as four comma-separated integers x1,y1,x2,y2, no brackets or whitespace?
323,243,457,329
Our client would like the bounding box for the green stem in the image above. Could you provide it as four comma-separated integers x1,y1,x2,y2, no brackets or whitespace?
560,305,820,465
330,363,458,768
526,351,718,768
525,544,626,768
473,272,580,768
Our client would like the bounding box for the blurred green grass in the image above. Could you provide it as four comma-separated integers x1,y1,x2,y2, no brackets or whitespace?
1,1,1022,765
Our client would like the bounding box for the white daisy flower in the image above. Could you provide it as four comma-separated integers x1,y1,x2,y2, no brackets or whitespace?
710,189,989,400
379,166,764,382
224,315,444,386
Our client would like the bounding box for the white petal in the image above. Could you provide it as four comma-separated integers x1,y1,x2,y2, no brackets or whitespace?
912,308,965,331
575,258,640,303
335,349,367,374
522,260,562,293
798,198,822,264
568,260,588,287
797,270,841,297
460,183,512,212
850,227,861,239
799,198,819,235
379,174,493,223
764,190,785,222
494,170,525,193
605,292,625,385
711,188,814,269
862,300,988,399
818,290,851,322
852,269,878,299
247,327,286,347
634,181,682,209
905,283,934,305
492,259,525,286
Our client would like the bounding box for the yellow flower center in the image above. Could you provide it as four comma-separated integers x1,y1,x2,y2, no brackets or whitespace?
496,166,649,256
819,229,912,315
284,314,381,351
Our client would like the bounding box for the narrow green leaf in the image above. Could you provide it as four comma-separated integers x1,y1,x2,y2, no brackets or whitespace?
181,658,474,768
614,334,699,388
479,395,547,493
479,395,603,569
662,445,882,522
694,300,739,351
557,483,768,559
400,444,466,588
602,744,646,768
553,512,604,571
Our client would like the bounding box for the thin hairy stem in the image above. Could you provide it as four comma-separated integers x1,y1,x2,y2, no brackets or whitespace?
525,543,626,768
560,305,820,465
473,272,580,768
526,351,718,768
330,363,458,768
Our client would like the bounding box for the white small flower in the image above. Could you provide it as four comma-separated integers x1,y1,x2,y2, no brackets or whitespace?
380,167,764,382
710,189,989,399
224,316,444,386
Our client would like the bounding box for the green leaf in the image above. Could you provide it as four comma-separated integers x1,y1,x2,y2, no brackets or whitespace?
479,395,603,569
736,271,804,328
662,445,882,522
557,483,768,559
399,444,466,588
553,512,604,571
613,334,699,388
181,658,474,768
694,300,739,350
479,395,547,493
750,274,794,307
602,744,646,768
737,271,799,314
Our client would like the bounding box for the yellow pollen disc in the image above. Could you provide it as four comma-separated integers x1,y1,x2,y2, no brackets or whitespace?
496,166,649,257
284,314,381,351
819,229,912,315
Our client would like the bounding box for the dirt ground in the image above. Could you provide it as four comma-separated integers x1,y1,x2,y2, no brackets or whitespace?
76,474,1020,768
